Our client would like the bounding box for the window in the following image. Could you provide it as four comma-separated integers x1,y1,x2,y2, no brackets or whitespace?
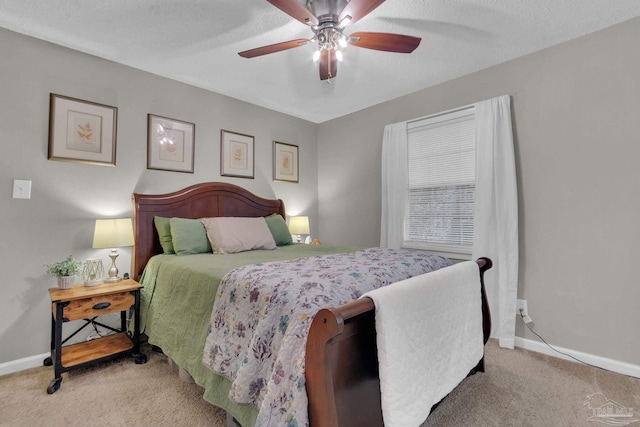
403,107,476,258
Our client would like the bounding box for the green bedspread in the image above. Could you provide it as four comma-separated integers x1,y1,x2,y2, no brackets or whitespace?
139,244,359,427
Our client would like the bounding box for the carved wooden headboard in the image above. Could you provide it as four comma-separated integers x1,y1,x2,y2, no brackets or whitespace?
131,182,286,280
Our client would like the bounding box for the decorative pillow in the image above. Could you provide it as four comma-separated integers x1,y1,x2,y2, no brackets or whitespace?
154,216,175,254
169,217,212,255
201,217,277,254
265,213,293,246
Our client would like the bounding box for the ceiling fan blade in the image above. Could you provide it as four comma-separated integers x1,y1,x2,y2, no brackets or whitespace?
238,39,309,58
319,49,338,81
339,0,385,26
267,0,318,26
349,32,421,53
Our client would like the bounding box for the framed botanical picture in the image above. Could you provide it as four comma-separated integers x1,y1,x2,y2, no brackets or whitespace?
220,130,254,179
48,93,117,166
273,141,299,183
147,114,195,173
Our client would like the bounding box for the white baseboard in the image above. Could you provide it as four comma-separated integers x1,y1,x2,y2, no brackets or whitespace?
0,352,50,377
514,337,640,379
3,339,638,380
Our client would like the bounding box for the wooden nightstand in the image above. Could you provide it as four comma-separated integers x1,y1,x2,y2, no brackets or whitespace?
45,279,146,394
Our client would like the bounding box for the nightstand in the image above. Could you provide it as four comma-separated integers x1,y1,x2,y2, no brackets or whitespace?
44,279,146,394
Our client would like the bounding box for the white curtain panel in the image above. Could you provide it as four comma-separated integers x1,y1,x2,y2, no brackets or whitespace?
380,122,408,249
472,95,519,349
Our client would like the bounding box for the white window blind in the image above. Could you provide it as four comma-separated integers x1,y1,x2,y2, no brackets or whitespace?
403,107,476,257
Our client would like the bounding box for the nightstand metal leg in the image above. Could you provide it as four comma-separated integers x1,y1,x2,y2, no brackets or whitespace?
133,353,148,364
130,289,147,364
45,313,55,367
44,302,66,393
47,377,62,394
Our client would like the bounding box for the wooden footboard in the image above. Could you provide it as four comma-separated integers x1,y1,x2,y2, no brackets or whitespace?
305,257,493,427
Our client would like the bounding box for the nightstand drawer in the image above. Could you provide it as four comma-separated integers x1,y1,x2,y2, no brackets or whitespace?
56,292,135,321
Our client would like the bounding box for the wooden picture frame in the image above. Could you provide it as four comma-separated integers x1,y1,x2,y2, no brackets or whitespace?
220,130,254,179
273,141,299,183
48,93,117,166
147,114,195,173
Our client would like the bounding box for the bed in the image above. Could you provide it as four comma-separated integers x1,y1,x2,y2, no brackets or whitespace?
132,182,492,427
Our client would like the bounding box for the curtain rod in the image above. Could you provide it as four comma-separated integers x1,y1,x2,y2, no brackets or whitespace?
406,102,475,126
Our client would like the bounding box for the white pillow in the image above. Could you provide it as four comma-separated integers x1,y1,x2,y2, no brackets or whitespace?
201,217,277,254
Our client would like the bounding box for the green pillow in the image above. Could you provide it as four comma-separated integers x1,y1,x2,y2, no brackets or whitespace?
169,217,212,255
154,216,174,254
265,214,292,246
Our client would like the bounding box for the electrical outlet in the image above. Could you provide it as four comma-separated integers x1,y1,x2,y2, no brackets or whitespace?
516,299,528,317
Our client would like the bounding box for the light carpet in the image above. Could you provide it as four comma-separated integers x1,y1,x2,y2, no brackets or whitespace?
0,340,638,426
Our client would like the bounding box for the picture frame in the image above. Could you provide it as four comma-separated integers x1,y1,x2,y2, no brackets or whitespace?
147,114,195,173
48,93,117,166
220,129,254,179
273,141,299,183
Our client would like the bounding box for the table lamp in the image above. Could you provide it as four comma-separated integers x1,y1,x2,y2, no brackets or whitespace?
92,218,134,283
288,216,310,243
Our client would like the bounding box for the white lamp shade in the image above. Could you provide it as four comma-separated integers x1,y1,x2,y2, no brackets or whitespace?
288,216,310,235
93,218,135,249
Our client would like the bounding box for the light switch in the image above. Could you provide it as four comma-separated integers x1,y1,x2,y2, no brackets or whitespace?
12,179,32,199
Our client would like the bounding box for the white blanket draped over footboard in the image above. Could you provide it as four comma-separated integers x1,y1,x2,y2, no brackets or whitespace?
363,261,484,427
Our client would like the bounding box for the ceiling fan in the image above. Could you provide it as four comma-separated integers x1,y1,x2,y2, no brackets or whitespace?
238,0,421,80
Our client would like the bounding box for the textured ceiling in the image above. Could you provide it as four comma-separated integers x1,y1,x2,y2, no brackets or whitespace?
1,0,639,123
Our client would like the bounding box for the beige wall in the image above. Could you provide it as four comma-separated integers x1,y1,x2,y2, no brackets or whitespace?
0,28,318,363
3,17,639,369
318,18,640,365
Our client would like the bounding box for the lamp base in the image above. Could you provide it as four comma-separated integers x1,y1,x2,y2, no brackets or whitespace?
84,279,103,287
105,249,121,283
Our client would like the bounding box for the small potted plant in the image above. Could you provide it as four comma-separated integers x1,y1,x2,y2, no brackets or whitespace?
46,255,83,289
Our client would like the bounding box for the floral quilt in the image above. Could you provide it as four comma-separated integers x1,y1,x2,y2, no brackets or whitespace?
201,247,452,427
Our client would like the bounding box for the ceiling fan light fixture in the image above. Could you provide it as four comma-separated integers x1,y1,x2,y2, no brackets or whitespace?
335,49,343,62
338,15,352,28
312,49,321,62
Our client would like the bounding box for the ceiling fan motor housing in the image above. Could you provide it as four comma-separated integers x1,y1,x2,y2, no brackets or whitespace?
304,0,350,18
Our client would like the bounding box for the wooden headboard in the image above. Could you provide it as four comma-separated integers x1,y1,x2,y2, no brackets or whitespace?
131,182,286,280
